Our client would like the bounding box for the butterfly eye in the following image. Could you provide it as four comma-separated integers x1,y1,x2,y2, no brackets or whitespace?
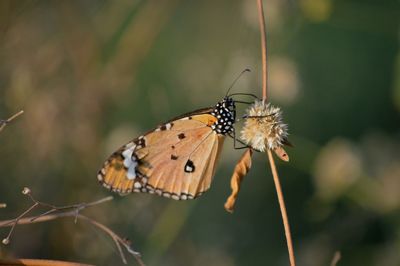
228,98,235,107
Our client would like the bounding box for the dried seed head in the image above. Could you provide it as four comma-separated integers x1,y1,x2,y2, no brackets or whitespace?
240,100,288,152
2,238,10,245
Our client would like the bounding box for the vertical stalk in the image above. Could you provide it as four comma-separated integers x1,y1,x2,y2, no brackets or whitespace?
267,149,296,266
257,1,296,265
257,0,268,100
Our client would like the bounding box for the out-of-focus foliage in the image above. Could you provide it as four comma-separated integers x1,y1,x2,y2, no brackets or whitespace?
0,1,399,265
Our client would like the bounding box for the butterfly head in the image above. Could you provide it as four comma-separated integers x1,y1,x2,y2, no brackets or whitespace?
222,96,235,109
210,97,236,135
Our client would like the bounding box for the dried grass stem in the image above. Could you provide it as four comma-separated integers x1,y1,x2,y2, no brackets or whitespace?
257,1,296,265
257,0,268,100
0,190,144,266
0,110,24,133
267,149,295,266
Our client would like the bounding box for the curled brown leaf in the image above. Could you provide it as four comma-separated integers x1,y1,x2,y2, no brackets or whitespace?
224,148,253,213
274,146,289,162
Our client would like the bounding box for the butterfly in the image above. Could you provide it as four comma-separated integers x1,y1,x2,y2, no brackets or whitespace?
97,96,237,200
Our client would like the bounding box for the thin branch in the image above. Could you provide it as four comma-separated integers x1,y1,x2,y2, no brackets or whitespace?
1,202,39,245
257,0,268,100
0,258,93,266
0,110,24,133
267,150,296,266
257,1,296,265
75,215,145,266
0,188,144,265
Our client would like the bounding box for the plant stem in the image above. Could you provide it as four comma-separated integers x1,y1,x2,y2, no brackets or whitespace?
267,149,296,266
0,110,24,133
257,1,296,265
257,0,268,100
0,192,144,265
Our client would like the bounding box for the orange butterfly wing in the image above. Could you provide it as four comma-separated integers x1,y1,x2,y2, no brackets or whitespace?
98,113,225,200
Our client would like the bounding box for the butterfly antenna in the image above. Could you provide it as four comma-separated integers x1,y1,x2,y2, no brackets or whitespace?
228,92,259,99
225,68,251,97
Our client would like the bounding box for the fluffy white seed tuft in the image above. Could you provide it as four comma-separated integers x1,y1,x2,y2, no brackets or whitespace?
240,100,288,151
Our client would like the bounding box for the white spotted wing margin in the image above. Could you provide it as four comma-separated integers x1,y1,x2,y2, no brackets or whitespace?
97,106,227,200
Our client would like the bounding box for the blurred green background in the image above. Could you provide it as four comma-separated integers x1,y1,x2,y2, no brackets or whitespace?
0,0,399,265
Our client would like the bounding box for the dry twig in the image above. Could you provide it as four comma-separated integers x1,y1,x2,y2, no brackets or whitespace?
0,258,93,266
256,0,296,265
0,188,144,266
257,0,268,100
225,149,253,213
267,149,295,266
0,110,24,133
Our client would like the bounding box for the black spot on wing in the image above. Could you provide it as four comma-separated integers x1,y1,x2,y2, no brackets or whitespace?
171,154,178,160
178,133,185,139
184,159,195,173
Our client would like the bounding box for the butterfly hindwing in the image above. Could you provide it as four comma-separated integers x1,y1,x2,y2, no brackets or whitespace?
140,125,224,199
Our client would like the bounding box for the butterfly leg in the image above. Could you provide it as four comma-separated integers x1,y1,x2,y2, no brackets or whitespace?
229,130,249,150
242,113,276,119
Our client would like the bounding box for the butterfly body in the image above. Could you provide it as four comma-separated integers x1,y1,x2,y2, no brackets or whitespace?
98,97,236,200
